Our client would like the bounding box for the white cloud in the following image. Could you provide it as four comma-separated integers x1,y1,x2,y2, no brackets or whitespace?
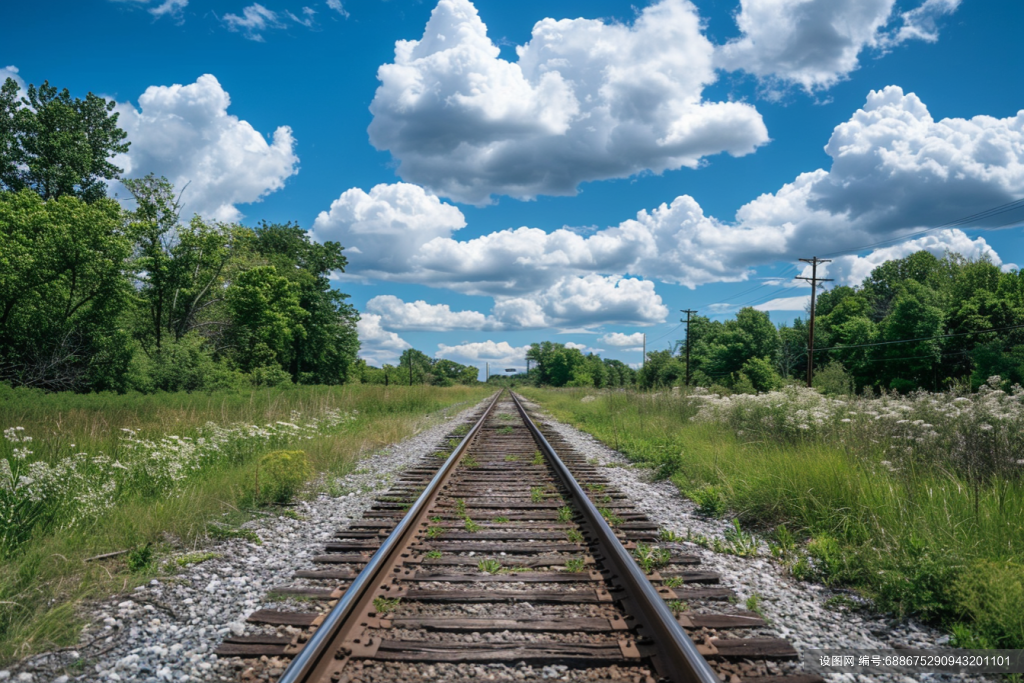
753,295,810,312
892,0,961,44
311,182,466,277
357,313,411,365
824,229,1001,287
435,340,530,365
286,7,316,27
362,274,667,332
715,0,961,93
599,332,646,348
113,74,299,222
149,0,187,20
368,0,767,204
366,295,492,331
730,86,1024,260
223,3,283,41
326,0,348,17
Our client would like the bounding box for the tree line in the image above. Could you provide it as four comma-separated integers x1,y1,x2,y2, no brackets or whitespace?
0,76,360,393
520,251,1024,394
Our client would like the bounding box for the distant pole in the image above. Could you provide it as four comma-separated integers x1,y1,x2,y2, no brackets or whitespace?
385,367,389,386
681,309,697,386
486,362,489,382
408,356,413,385
796,257,834,387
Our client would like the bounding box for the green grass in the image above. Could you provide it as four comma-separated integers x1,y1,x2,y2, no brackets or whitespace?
563,557,586,573
531,451,544,465
477,559,502,573
522,386,1024,650
565,529,584,544
0,383,490,665
171,551,220,568
372,597,401,615
492,516,510,524
557,506,574,522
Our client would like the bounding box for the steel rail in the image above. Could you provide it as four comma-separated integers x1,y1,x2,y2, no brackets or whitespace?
509,391,720,683
278,390,504,683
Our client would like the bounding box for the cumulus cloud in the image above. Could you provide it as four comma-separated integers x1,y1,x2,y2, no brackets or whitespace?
366,295,492,331
599,332,646,348
362,274,667,332
731,86,1024,260
357,313,411,365
435,340,530,365
311,183,467,277
753,295,811,312
823,229,1002,287
113,74,299,222
368,0,768,204
715,0,961,92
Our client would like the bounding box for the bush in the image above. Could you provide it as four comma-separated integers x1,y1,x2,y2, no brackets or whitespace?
873,538,959,623
953,559,1024,648
812,361,854,396
689,484,727,517
742,357,783,393
255,450,311,504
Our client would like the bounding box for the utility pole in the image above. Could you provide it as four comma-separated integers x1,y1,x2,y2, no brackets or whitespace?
486,362,489,382
680,309,697,387
408,355,413,385
384,367,389,386
796,257,833,388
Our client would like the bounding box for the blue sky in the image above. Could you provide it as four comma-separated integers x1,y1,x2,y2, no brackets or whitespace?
4,0,1024,375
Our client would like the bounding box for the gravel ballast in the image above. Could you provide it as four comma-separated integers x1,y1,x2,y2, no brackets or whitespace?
0,398,490,683
521,397,991,683
3,393,993,683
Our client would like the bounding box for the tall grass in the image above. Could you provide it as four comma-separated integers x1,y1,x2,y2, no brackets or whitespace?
0,382,491,664
522,385,1024,649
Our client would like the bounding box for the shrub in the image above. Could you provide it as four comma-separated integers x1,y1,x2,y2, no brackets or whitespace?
255,450,311,504
952,559,1024,648
873,537,958,622
655,452,685,480
742,357,783,394
127,543,154,572
689,484,727,517
813,361,854,396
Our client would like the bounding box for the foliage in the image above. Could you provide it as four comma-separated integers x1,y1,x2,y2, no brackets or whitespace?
0,78,129,202
255,450,311,504
524,384,1024,649
0,383,490,664
126,544,154,573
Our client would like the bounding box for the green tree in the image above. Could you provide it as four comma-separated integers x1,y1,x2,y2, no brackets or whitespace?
226,266,308,374
0,190,132,390
1,79,129,202
398,348,434,385
251,221,359,384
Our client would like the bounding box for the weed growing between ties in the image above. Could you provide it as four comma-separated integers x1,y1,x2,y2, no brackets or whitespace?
523,382,1024,649
0,383,490,665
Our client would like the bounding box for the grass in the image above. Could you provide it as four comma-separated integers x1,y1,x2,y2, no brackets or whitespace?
522,385,1024,650
372,597,401,615
0,383,490,665
557,506,574,522
170,551,219,568
425,525,446,539
632,543,672,574
565,529,584,544
531,451,544,465
477,559,502,573
492,516,510,524
461,454,479,468
463,517,481,532
423,550,442,559
530,487,545,502
563,558,586,573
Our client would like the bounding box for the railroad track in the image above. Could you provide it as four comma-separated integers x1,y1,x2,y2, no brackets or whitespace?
218,390,822,683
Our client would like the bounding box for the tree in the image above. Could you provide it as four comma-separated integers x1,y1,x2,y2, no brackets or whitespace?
398,348,434,385
251,221,359,384
0,79,129,202
226,266,308,374
0,190,132,390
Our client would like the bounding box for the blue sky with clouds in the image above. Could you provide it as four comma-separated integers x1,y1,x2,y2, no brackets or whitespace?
4,0,1024,374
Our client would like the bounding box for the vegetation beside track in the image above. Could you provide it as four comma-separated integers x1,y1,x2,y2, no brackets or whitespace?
522,385,1024,651
0,383,492,665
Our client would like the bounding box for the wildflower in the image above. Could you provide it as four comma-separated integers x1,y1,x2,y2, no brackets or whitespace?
980,424,994,431
840,419,852,423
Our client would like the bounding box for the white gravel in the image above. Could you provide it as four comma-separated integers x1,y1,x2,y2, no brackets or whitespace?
524,398,992,683
0,398,490,683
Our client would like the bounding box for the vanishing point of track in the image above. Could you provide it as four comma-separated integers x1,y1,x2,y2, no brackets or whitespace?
217,391,821,683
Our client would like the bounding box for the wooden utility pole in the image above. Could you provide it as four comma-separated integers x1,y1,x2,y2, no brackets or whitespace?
796,257,833,387
486,362,489,382
680,309,697,386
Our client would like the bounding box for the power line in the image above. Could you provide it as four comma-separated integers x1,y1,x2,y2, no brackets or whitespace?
796,257,833,387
